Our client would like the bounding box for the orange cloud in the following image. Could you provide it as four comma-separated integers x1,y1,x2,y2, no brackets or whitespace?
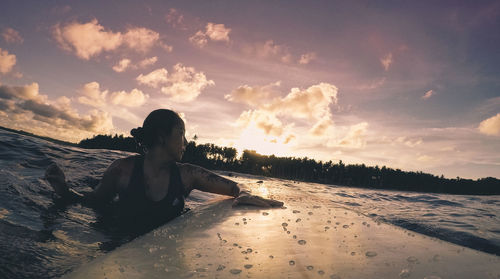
338,122,369,148
0,83,114,141
267,83,338,121
236,109,284,137
78,82,108,107
136,68,169,88
113,56,158,73
298,52,317,65
165,8,185,29
122,27,160,52
225,81,280,106
479,113,500,136
227,82,338,138
189,22,231,48
109,89,148,107
78,82,148,107
2,28,23,44
422,90,434,100
0,48,16,74
53,19,163,60
136,64,214,102
112,58,131,72
138,56,158,68
160,63,215,102
380,52,393,71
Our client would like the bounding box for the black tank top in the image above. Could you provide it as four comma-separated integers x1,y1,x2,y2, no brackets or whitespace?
117,156,189,230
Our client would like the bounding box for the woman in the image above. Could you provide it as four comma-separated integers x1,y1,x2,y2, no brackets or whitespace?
45,109,283,230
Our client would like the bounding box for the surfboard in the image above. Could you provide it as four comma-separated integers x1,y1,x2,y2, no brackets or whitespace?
65,177,500,279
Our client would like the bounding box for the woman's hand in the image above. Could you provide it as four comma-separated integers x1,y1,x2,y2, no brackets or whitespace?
44,163,69,197
232,191,284,208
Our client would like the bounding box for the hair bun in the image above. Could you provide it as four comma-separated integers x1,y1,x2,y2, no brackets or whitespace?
130,127,144,142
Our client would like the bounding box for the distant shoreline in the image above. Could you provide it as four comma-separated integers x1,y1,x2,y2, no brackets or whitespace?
1,125,499,195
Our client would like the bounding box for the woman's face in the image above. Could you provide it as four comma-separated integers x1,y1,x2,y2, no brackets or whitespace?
162,121,187,161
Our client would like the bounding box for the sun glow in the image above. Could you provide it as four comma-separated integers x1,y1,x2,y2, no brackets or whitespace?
233,126,292,158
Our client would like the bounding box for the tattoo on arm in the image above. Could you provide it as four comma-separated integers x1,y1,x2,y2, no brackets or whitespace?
186,164,240,197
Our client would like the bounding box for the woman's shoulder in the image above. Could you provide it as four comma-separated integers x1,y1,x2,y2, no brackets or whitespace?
106,155,140,177
105,155,141,191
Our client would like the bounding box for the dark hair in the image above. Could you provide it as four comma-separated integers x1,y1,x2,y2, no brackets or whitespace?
131,109,183,153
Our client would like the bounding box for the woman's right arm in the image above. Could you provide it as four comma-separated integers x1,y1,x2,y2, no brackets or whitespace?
45,159,123,205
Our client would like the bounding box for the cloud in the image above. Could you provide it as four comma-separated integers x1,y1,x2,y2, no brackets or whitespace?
356,77,386,91
225,81,280,106
136,68,168,88
122,27,160,52
53,19,122,60
138,56,158,68
309,115,333,136
422,89,434,100
53,19,162,60
338,122,369,148
0,83,114,141
113,56,157,72
159,42,173,52
380,52,393,71
267,83,338,121
205,23,231,42
298,52,317,65
109,88,148,107
243,40,315,64
236,109,284,137
2,28,23,44
417,154,435,163
137,64,214,102
228,82,338,138
478,113,500,136
395,136,423,147
78,82,108,107
165,8,185,29
283,134,296,144
189,22,231,48
160,63,215,102
112,58,131,72
0,48,16,74
189,31,208,48
78,82,148,108
0,82,45,102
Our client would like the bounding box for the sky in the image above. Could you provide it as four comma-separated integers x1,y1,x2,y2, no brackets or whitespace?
0,0,499,179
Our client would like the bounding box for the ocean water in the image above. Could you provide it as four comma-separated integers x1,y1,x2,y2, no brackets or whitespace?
0,129,499,278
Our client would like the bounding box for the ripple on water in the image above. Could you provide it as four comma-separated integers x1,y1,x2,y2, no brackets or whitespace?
399,269,411,278
229,269,242,274
407,256,418,263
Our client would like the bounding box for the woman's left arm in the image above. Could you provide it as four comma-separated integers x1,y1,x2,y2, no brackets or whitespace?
180,163,283,207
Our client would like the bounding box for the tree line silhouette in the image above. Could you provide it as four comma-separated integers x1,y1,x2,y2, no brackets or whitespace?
78,134,500,195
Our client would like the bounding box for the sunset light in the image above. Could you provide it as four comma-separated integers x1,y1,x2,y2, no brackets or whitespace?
1,1,499,179
1,2,500,279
